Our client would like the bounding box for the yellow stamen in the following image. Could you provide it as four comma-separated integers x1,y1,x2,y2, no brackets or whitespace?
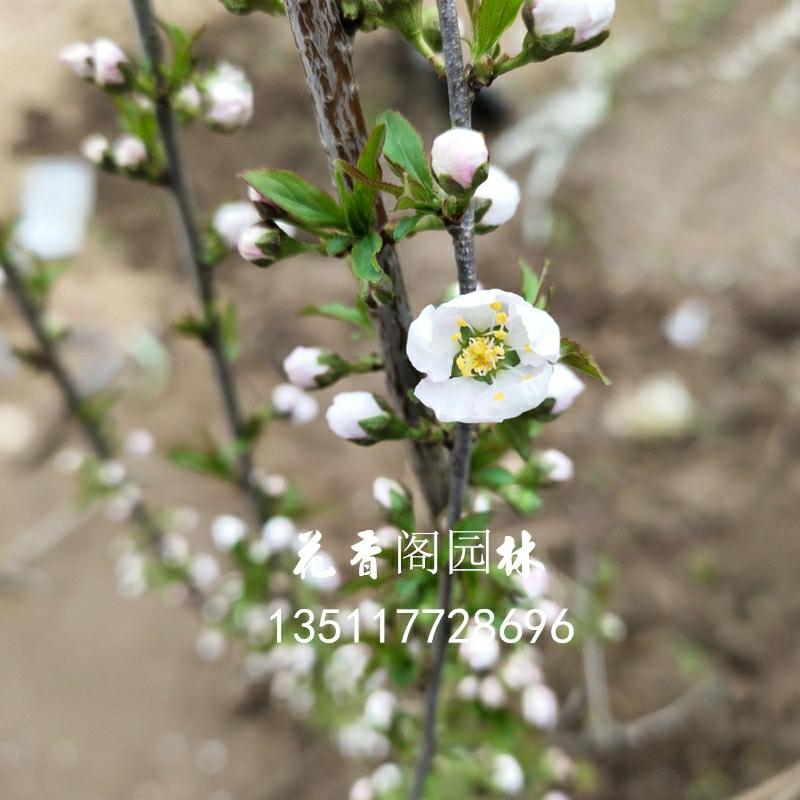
493,392,505,401
456,318,468,328
490,301,502,311
451,332,461,342
522,375,532,381
523,343,533,353
495,312,508,325
494,330,508,341
456,354,470,377
457,336,505,377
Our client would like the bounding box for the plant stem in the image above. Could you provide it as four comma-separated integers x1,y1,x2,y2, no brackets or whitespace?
1,253,164,545
409,2,477,796
283,0,450,518
129,0,264,523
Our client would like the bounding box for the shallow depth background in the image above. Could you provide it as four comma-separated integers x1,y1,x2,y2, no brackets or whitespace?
1,0,800,798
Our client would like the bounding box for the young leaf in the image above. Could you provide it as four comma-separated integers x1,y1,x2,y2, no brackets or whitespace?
560,338,611,385
350,231,385,284
473,0,525,58
301,301,375,334
500,484,542,515
378,111,435,193
241,169,346,230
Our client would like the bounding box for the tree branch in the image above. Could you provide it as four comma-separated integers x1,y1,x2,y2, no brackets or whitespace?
129,0,264,522
283,0,450,519
1,252,164,546
409,2,477,797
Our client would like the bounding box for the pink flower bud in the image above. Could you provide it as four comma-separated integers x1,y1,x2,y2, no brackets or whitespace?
283,346,327,389
474,165,520,226
175,83,202,114
538,448,574,482
92,38,128,86
60,42,94,79
325,392,384,440
81,134,109,164
531,0,615,45
431,128,489,189
112,135,147,169
237,223,280,265
212,202,260,248
203,63,254,131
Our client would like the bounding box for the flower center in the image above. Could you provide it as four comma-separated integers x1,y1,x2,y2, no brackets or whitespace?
457,335,506,378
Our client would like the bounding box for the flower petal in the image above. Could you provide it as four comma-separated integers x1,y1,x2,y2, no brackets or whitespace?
407,304,460,381
414,377,485,423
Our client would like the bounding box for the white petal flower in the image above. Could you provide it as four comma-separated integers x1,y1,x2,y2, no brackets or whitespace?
539,448,574,482
522,683,559,729
237,223,278,265
92,38,128,86
212,202,260,248
203,62,253,130
261,515,298,554
492,753,525,795
60,42,94,78
407,289,560,424
459,625,500,671
125,428,154,457
272,383,319,425
372,477,406,509
175,83,202,114
325,391,384,440
350,777,374,800
431,128,488,189
662,297,711,349
211,514,246,550
531,0,615,44
475,166,521,227
456,674,480,700
189,553,220,588
371,763,402,794
363,689,397,731
501,651,542,690
81,134,109,164
283,346,327,389
479,675,506,708
548,363,585,414
112,135,147,169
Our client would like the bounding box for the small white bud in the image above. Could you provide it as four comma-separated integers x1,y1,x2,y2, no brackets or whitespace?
260,515,298,553
92,38,128,86
81,134,109,164
203,62,253,131
371,763,402,794
189,553,220,588
522,683,559,729
474,165,521,227
112,135,147,169
325,391,384,441
283,345,327,389
363,689,397,731
479,675,506,708
531,0,615,45
350,778,374,800
458,625,500,671
125,428,154,458
175,83,202,114
456,674,480,700
196,628,226,662
538,449,574,482
271,383,320,425
210,514,246,550
492,753,525,795
430,128,489,189
212,202,260,248
60,42,94,78
372,476,406,509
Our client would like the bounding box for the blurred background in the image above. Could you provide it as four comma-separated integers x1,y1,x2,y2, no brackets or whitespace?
2,0,800,798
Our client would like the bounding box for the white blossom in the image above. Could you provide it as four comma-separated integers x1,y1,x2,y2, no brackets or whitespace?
211,514,246,550
271,383,319,425
98,460,126,487
539,449,574,482
479,675,506,708
372,476,406,509
371,763,402,794
325,643,371,696
456,674,481,700
196,628,226,662
112,135,147,169
283,346,327,389
545,748,574,781
60,42,94,79
492,753,525,795
81,134,109,164
350,778,374,800
325,391,384,440
260,515,299,554
458,625,500,671
203,63,253,131
474,166,521,227
548,363,586,414
237,223,278,265
125,428,154,457
363,689,397,731
189,553,220,588
175,83,202,114
522,683,559,729
212,202,260,248
92,38,128,86
431,128,489,189
338,722,390,760
501,651,542,690
407,289,560,424
662,297,711,349
531,0,615,45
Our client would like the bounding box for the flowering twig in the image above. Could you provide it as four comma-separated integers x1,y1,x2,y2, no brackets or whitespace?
0,251,164,546
130,0,264,522
409,2,476,797
283,0,450,518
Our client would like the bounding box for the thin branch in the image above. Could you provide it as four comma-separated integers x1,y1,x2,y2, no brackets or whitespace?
1,253,163,545
129,0,264,522
409,2,477,797
282,0,450,518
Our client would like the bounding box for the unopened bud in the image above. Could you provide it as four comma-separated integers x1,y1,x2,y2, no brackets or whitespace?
60,42,94,79
526,0,615,49
237,223,282,266
203,63,254,131
112,135,147,169
92,38,128,86
474,165,520,227
81,134,110,165
430,128,489,192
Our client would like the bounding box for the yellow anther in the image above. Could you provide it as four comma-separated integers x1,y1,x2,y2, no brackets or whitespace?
523,343,533,353
522,375,532,381
451,332,461,341
456,318,468,328
495,312,508,325
456,336,505,377
490,301,502,311
493,391,505,401
494,330,508,341
456,354,470,377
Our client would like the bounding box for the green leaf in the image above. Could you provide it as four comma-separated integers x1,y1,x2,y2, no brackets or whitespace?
500,484,542,515
241,169,346,230
560,338,611,385
219,302,239,362
497,415,533,460
473,0,525,58
453,511,491,532
301,301,374,334
378,111,435,192
172,311,209,342
473,466,515,490
350,231,385,284
393,213,429,241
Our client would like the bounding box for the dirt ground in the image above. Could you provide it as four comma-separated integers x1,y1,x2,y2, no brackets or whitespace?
2,0,800,798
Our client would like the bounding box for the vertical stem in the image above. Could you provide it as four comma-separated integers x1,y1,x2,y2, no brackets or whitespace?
410,1,477,796
130,0,263,522
283,0,450,518
1,253,163,545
